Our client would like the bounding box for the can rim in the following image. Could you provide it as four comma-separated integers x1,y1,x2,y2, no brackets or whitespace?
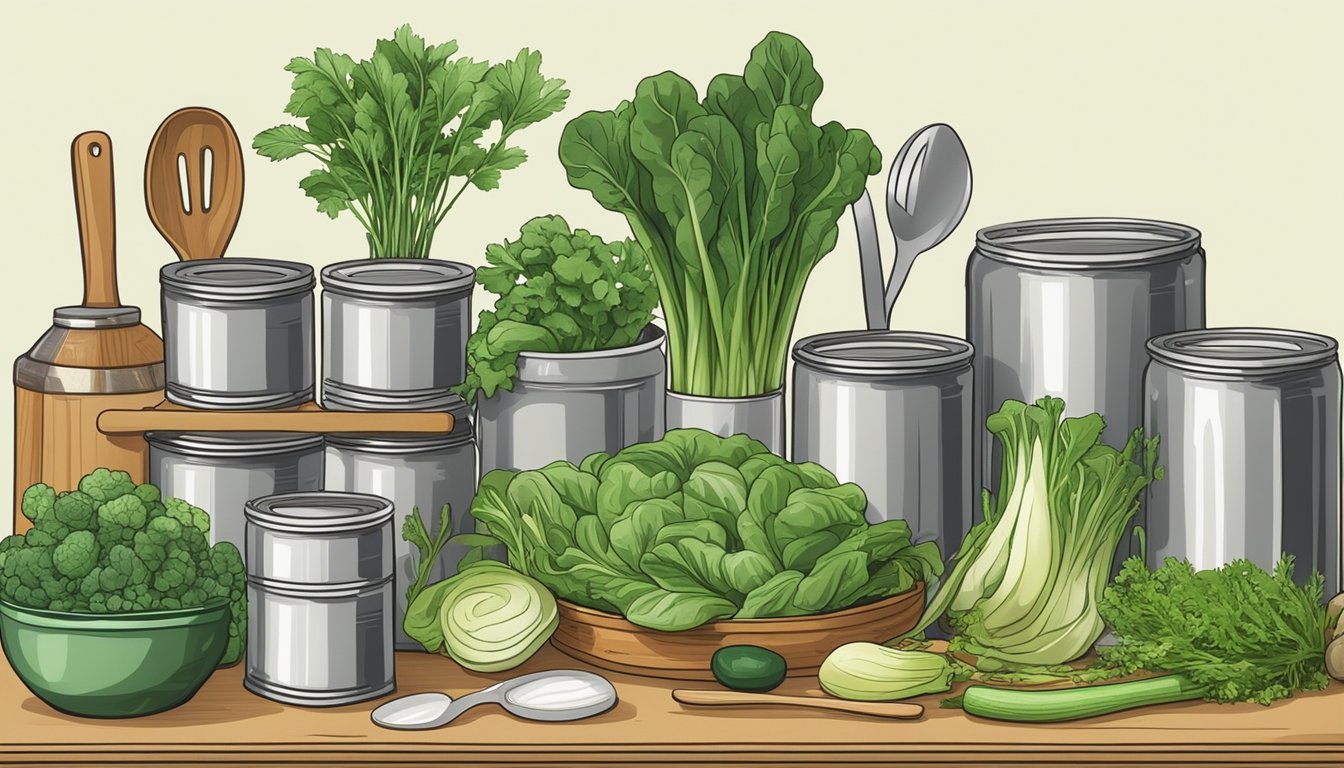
792,330,974,376
324,432,470,452
245,491,393,533
147,431,324,455
161,259,315,299
975,217,1202,268
321,258,475,297
1147,327,1340,374
516,323,665,363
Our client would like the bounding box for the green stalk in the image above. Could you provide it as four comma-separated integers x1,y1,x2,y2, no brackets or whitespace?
961,675,1207,723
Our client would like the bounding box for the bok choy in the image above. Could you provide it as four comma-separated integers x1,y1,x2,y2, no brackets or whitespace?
905,397,1161,666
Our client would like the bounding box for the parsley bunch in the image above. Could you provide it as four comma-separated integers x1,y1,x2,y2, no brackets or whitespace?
459,215,658,403
254,25,568,258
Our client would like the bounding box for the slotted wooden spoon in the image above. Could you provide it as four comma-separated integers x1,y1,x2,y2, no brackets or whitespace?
144,107,244,261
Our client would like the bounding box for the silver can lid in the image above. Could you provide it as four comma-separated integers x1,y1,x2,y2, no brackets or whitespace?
147,431,324,456
321,258,475,298
976,217,1202,268
160,259,315,300
792,331,974,377
1148,328,1339,376
245,491,393,535
52,306,142,329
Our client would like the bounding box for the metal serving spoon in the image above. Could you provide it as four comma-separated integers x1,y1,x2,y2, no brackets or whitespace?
371,670,617,730
856,123,973,330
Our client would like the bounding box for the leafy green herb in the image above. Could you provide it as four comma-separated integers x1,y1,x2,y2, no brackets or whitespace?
467,428,942,631
559,32,881,397
401,504,452,608
459,215,658,403
254,25,568,258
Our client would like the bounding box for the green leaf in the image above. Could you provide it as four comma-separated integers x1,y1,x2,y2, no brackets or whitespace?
480,49,570,134
794,550,868,613
737,570,806,618
625,589,737,631
252,125,316,160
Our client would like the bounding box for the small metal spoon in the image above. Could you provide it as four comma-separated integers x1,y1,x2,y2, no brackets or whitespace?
371,670,617,730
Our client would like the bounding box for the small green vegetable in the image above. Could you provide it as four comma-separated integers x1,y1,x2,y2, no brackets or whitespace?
0,471,248,666
253,25,568,258
469,429,942,632
404,561,557,671
401,503,452,608
819,643,953,701
712,645,786,692
961,675,1205,723
459,215,658,403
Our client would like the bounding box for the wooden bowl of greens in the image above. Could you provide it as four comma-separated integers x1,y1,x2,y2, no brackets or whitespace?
466,429,942,681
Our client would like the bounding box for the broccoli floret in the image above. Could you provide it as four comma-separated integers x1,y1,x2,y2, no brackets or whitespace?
88,593,108,613
53,530,98,578
53,491,97,531
78,468,136,505
164,497,211,536
0,535,25,571
203,541,247,666
31,513,72,542
14,547,53,590
146,502,168,521
153,551,197,595
133,530,168,571
20,483,55,523
133,484,161,506
106,544,148,586
79,568,103,598
23,528,57,548
95,494,148,551
98,565,129,592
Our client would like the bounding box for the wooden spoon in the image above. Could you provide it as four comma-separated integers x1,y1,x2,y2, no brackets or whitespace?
144,107,244,261
672,689,924,719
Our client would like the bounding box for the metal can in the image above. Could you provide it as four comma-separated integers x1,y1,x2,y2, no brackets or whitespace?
791,331,974,549
1144,328,1341,595
244,491,395,707
147,431,325,550
968,217,1204,563
324,406,478,650
160,259,315,409
477,325,665,474
321,258,475,411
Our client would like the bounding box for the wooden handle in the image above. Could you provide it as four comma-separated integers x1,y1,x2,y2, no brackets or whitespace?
97,402,455,435
71,131,120,308
671,690,924,720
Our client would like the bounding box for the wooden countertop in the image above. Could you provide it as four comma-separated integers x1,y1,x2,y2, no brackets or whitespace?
3,646,1343,767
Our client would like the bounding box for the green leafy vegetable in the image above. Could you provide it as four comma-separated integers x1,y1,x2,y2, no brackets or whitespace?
466,429,941,631
558,32,881,397
401,503,452,608
959,555,1330,722
459,215,659,402
254,25,568,258
404,561,557,671
1,471,247,666
904,397,1161,666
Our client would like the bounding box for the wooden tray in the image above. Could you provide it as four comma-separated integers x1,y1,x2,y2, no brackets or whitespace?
550,584,925,681
95,399,455,434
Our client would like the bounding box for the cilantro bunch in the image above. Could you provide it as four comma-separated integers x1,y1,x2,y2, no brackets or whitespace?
459,215,658,403
253,25,568,258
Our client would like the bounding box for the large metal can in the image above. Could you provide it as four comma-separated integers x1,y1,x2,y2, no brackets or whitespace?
321,259,475,411
1144,328,1341,595
968,218,1204,561
476,325,665,474
324,405,477,650
244,491,394,707
160,259,315,409
147,431,325,549
792,331,974,551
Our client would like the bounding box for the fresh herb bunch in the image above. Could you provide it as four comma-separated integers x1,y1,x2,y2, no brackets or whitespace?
1096,555,1329,704
401,503,452,608
0,470,247,666
254,25,569,258
559,32,881,397
459,215,658,403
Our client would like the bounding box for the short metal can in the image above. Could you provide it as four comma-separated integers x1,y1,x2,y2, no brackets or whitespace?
1144,328,1342,595
791,331,974,550
321,258,475,411
160,259,315,409
244,491,395,707
147,431,325,550
324,405,478,650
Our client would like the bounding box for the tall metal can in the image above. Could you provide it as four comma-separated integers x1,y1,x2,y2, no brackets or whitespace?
968,218,1204,561
1144,328,1341,595
791,331,974,552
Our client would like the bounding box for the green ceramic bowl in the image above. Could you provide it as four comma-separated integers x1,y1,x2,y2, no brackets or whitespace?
0,598,229,718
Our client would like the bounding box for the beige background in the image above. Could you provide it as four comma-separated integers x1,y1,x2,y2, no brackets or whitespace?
1,1,1340,535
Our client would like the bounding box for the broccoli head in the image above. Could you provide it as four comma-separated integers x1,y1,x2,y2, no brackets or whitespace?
53,530,99,578
95,494,148,551
153,550,198,595
200,541,247,666
164,498,211,536
106,544,148,586
23,528,58,549
78,468,137,504
133,484,161,506
53,491,97,532
1,547,55,608
20,483,55,523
